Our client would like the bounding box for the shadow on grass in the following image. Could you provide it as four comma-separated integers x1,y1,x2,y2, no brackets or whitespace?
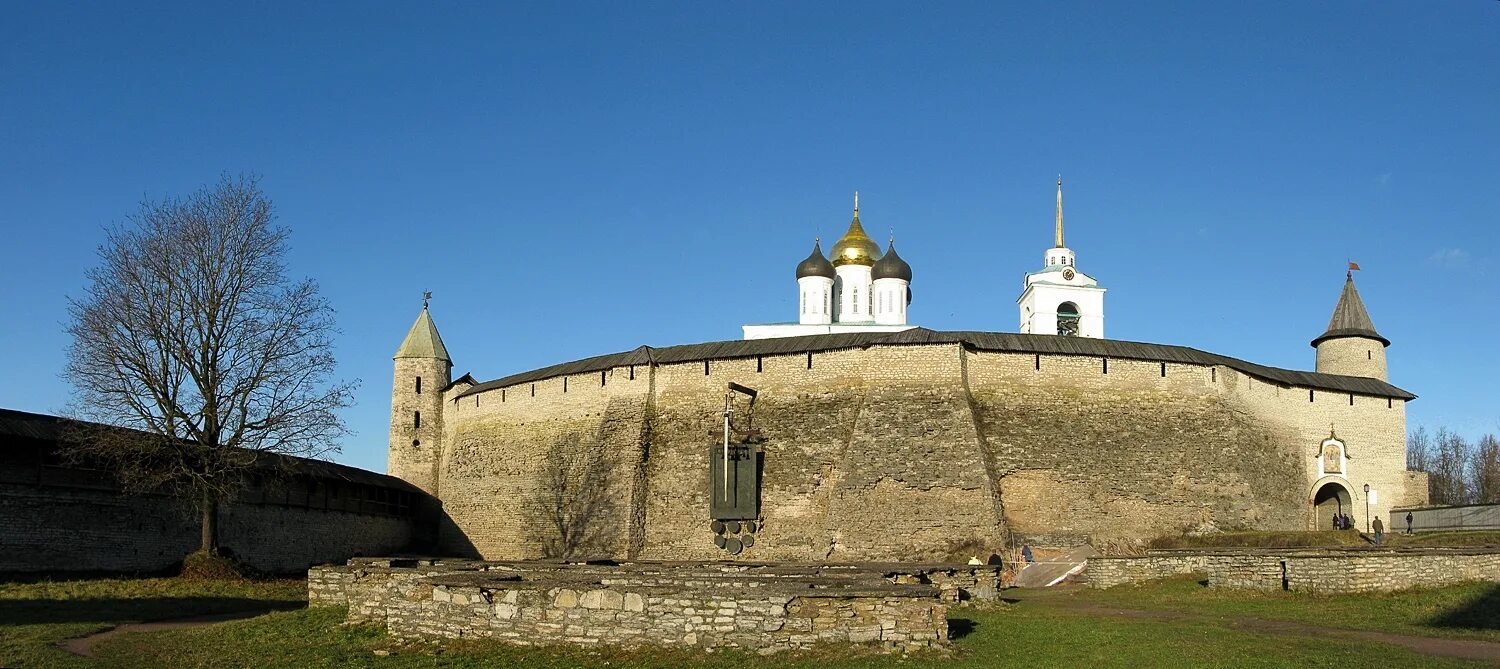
1428,583,1500,632
948,618,977,640
0,597,304,626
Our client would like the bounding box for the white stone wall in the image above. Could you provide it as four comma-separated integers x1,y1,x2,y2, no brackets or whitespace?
1017,279,1104,338
873,277,909,326
797,276,834,325
834,265,873,323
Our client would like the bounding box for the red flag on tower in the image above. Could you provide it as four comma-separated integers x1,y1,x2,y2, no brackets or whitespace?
1348,261,1361,271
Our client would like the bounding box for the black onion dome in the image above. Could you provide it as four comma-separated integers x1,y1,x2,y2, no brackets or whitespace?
872,241,912,282
795,240,835,280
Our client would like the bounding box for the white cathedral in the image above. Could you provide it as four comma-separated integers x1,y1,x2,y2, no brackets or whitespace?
743,179,1106,340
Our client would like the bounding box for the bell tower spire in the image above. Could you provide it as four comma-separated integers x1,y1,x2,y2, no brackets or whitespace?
1055,175,1065,248
1020,177,1106,338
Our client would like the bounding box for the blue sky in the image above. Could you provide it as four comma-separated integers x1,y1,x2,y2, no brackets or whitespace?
1,2,1496,473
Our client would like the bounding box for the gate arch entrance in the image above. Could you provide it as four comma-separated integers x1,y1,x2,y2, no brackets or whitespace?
1312,480,1353,530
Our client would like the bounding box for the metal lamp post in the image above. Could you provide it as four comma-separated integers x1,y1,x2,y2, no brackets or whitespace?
1363,483,1371,533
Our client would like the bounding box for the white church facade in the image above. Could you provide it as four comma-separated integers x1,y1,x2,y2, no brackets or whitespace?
742,193,918,340
744,180,1106,340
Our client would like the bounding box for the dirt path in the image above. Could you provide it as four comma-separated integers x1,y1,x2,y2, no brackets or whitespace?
1020,594,1500,663
57,608,287,658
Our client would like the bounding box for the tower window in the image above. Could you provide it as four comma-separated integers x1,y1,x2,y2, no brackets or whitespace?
801,292,806,314
601,371,607,386
475,395,480,407
807,352,813,369
1388,398,1392,409
1367,350,1372,360
1309,389,1315,402
704,360,710,376
412,440,420,448
1102,358,1108,374
1211,368,1217,383
757,355,763,372
1349,394,1354,406
413,411,420,428
1160,363,1167,378
629,365,635,380
1057,302,1080,337
531,383,535,397
563,377,568,392
502,388,506,402
1034,354,1040,371
415,376,422,394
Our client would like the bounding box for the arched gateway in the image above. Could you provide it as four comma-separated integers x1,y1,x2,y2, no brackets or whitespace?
1312,480,1354,530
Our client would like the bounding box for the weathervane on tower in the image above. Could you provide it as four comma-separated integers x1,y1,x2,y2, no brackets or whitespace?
422,290,432,310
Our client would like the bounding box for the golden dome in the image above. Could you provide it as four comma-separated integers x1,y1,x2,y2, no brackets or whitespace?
830,213,881,267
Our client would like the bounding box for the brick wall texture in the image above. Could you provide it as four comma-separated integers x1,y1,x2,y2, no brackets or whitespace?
401,342,1423,561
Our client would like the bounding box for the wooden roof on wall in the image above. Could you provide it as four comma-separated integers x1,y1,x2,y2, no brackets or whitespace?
457,328,1416,400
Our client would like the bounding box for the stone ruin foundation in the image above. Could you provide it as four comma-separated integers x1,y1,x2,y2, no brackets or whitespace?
309,558,1003,653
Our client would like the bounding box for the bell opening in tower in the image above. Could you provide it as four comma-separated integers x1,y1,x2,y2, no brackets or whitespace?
1057,302,1080,337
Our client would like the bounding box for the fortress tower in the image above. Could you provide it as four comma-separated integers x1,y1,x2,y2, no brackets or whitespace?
1018,177,1105,337
1312,272,1390,381
388,302,451,495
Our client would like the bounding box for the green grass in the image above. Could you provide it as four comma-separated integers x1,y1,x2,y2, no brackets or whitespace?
89,601,1494,668
0,576,305,669
1055,575,1500,643
3,576,1497,668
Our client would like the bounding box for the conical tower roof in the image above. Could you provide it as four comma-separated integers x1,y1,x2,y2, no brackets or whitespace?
1311,276,1389,348
795,239,836,279
395,307,451,361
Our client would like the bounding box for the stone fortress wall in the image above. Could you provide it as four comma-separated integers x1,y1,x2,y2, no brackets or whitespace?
0,408,435,575
402,330,1423,562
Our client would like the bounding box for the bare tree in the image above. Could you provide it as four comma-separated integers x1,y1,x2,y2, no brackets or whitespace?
1474,434,1500,505
64,175,356,555
1428,428,1473,506
529,432,619,559
1407,426,1432,472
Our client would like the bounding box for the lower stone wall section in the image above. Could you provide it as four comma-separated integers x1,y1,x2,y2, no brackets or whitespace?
1285,551,1500,593
0,483,431,575
311,559,1003,652
1088,548,1500,593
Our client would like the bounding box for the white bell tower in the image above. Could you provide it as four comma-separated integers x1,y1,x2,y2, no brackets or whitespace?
1018,177,1106,338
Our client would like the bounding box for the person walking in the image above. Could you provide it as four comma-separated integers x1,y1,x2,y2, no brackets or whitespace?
1373,516,1384,545
1406,511,1414,534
